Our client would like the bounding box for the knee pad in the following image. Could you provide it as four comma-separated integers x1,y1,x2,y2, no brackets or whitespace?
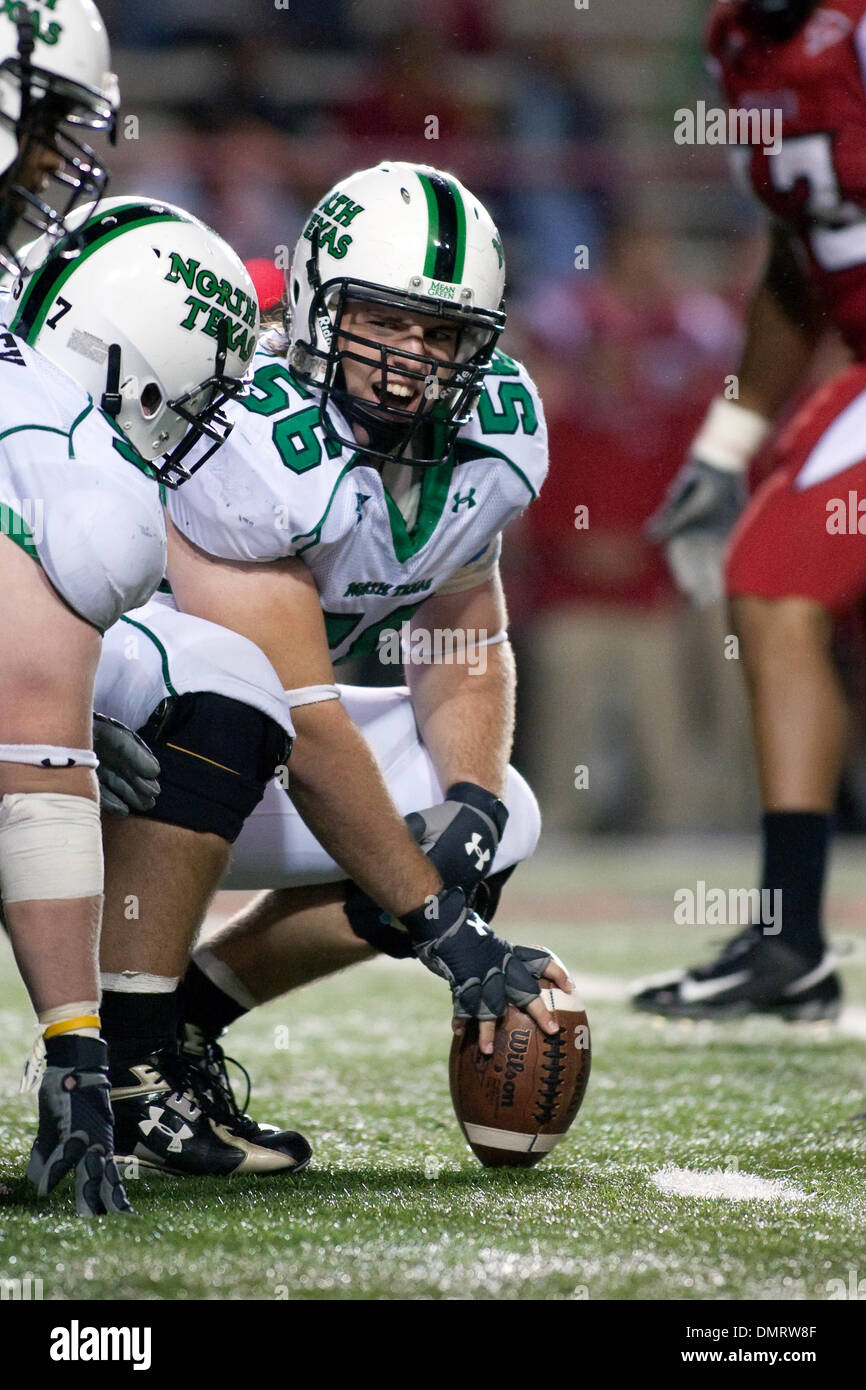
343,864,517,959
136,693,291,842
0,792,103,902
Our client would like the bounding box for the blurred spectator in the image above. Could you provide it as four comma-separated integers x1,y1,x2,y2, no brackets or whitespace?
335,28,486,150
501,39,612,280
100,0,351,49
510,227,757,832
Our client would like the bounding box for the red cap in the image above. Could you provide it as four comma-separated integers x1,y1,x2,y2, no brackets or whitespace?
245,258,285,313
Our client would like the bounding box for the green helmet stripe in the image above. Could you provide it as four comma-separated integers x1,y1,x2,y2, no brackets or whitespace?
416,170,466,283
10,204,187,345
446,175,467,283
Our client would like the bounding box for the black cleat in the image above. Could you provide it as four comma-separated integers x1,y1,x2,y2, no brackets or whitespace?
631,928,842,1021
27,1035,132,1216
181,1022,308,1147
111,1042,311,1177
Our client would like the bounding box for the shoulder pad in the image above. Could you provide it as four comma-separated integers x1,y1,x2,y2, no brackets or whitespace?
456,351,549,500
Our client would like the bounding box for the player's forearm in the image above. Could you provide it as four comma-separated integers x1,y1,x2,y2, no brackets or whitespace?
406,639,516,799
735,229,823,419
287,700,442,915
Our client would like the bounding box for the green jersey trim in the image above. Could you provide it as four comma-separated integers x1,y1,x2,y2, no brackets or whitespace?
453,439,538,501
0,422,68,445
292,457,364,555
67,401,95,456
119,615,178,697
383,459,455,561
0,505,40,563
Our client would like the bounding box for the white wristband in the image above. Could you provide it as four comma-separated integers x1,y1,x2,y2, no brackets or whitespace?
691,397,771,474
284,684,341,708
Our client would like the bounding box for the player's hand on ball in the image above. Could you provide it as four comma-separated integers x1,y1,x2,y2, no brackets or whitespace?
93,713,161,816
405,782,508,892
401,887,573,1054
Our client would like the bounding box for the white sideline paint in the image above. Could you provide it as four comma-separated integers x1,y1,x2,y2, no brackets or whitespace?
651,1165,808,1203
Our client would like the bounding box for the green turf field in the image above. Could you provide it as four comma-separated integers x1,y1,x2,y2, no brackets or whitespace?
2,837,865,1301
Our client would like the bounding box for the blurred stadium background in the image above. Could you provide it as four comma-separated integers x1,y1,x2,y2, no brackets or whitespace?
93,0,866,839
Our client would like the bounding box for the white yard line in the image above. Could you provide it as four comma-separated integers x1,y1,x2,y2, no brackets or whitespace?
651,1165,808,1202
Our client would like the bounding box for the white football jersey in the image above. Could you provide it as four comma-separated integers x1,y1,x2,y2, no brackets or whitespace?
0,327,166,631
167,345,548,663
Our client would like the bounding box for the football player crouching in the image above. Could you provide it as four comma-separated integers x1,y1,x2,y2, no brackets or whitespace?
0,8,259,1217
88,162,573,1179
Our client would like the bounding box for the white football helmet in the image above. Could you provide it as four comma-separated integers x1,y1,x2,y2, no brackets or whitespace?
287,161,506,465
9,196,259,487
0,1,118,273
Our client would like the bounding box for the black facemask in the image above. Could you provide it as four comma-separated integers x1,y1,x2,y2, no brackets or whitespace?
0,11,115,274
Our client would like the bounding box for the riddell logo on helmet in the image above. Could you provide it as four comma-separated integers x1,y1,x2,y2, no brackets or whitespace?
1,0,62,46
163,252,257,362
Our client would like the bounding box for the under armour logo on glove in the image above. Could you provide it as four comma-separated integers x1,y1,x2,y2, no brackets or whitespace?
465,832,491,872
405,782,508,893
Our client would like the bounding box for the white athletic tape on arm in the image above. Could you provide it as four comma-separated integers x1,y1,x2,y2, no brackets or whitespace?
0,792,103,903
284,684,341,708
691,396,771,474
0,743,98,769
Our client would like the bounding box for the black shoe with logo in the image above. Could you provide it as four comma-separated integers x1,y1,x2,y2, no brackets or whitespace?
111,1041,311,1177
631,928,841,1020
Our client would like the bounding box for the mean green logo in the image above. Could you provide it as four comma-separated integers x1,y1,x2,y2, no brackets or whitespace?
428,280,456,301
303,190,365,261
492,234,504,270
164,252,257,363
2,0,62,44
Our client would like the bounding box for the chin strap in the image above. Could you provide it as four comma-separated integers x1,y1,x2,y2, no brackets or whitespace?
100,343,123,417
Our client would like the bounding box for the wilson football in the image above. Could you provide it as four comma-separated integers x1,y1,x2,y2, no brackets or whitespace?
449,985,591,1167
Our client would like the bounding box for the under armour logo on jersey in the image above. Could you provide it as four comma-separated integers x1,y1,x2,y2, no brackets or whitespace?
465,832,491,872
139,1106,195,1154
354,492,371,525
452,489,477,513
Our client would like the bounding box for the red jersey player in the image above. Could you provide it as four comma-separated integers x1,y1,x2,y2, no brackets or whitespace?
635,0,866,1018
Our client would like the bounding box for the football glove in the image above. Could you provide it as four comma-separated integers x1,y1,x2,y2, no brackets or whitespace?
647,397,770,608
646,458,746,608
405,781,508,892
27,1036,133,1217
93,713,160,816
343,784,509,957
401,885,552,1020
